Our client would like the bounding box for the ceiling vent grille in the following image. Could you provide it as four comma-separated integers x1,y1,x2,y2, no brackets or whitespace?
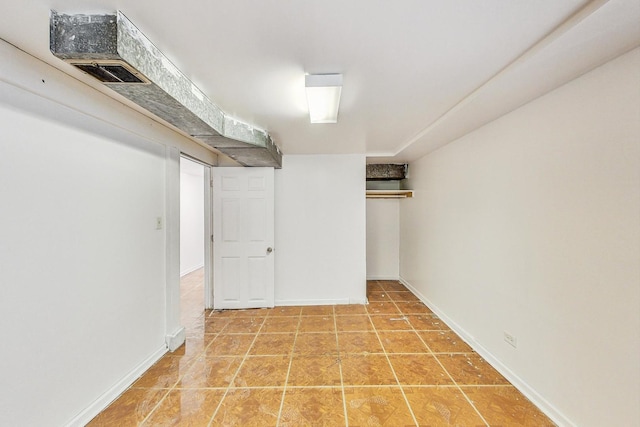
71,61,149,84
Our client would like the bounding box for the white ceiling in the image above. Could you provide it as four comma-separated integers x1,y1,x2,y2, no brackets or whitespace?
1,0,639,162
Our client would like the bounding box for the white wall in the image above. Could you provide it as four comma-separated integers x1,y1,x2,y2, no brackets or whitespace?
180,158,205,276
366,199,400,279
0,41,216,426
400,48,640,427
275,154,367,305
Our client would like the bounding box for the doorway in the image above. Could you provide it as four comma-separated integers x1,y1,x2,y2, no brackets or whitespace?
179,156,212,325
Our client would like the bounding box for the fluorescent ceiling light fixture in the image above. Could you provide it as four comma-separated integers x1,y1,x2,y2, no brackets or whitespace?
305,74,342,123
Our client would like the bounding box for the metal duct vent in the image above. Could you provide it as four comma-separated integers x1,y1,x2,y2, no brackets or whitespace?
50,11,282,168
72,61,148,84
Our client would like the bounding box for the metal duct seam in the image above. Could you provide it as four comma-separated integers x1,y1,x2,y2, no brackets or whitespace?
50,10,282,168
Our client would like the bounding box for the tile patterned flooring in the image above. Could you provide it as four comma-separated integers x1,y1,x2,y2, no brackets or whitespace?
88,270,555,426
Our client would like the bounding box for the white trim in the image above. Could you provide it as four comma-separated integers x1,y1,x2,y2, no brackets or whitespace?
165,147,182,342
180,263,204,277
399,276,575,427
366,276,400,281
203,165,214,309
165,326,186,352
63,346,167,427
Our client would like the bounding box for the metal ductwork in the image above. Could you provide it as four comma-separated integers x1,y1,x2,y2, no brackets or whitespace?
50,11,282,168
366,164,408,181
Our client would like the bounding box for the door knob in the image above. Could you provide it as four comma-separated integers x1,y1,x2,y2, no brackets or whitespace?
266,247,273,254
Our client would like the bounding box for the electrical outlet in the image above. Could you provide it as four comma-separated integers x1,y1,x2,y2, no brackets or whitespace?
504,331,517,348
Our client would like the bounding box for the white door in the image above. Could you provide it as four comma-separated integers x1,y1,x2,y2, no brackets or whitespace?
213,167,275,309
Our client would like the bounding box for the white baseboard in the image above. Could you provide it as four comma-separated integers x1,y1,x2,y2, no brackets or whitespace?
180,263,204,277
166,326,186,351
64,345,167,427
399,276,575,427
366,275,400,280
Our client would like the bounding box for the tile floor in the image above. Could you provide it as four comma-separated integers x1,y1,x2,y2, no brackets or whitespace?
88,272,556,426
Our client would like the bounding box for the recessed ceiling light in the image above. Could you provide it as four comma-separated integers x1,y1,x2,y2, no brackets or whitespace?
305,74,342,124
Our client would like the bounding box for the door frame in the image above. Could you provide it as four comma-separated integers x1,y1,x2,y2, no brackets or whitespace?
203,165,214,309
179,154,215,310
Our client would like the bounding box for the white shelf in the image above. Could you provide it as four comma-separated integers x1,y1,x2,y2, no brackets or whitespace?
366,190,414,199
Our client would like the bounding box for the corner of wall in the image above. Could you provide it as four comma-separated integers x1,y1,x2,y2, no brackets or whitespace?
62,346,167,427
399,276,575,427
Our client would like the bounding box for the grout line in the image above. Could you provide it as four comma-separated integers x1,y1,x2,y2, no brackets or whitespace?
385,287,423,426
200,332,221,356
332,307,349,427
140,270,206,425
457,385,492,427
112,282,514,426
206,315,267,427
138,388,173,426
275,312,301,426
367,300,420,427
373,280,490,426
164,384,514,390
402,298,491,427
136,383,511,390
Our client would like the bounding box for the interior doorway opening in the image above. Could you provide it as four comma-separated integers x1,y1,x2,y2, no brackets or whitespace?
179,156,211,326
